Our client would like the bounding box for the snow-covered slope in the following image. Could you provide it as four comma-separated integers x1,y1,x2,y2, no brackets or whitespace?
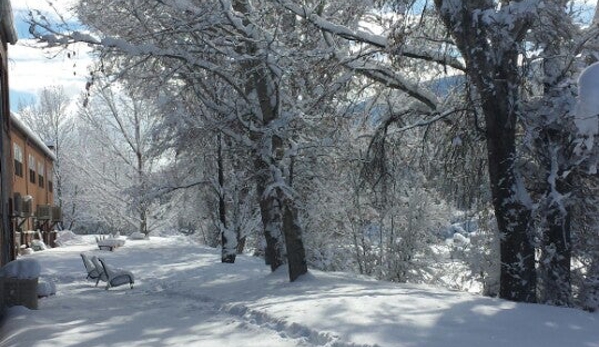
1,236,597,347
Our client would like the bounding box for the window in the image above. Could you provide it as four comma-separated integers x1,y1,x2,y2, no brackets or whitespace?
38,161,45,188
28,154,36,184
13,143,23,177
47,165,53,193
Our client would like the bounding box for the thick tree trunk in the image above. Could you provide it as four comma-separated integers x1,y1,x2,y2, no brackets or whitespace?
228,0,284,270
228,0,308,278
458,51,538,302
435,0,537,302
282,203,307,281
251,66,287,270
485,99,537,303
255,173,285,270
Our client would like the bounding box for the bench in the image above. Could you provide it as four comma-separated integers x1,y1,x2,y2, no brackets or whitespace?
96,237,126,251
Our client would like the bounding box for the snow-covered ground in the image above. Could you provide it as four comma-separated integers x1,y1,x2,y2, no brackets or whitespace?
1,235,598,347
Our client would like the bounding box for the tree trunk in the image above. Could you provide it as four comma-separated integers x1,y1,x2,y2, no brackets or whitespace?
236,235,246,254
282,202,307,281
228,0,307,277
539,179,572,305
484,97,536,303
250,63,287,270
541,209,571,304
218,134,236,263
434,0,537,302
255,174,285,270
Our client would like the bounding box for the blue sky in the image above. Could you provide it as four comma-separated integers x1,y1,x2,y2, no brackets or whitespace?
7,0,596,112
8,0,92,112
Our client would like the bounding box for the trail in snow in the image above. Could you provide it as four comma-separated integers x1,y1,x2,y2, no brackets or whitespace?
1,237,373,347
2,236,598,347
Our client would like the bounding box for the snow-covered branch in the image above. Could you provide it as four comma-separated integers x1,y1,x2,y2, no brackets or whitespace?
275,0,465,71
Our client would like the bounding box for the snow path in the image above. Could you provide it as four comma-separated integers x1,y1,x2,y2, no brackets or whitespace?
2,236,598,347
2,281,320,347
1,238,374,347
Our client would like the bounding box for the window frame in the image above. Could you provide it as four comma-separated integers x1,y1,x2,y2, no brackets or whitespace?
38,161,45,188
13,143,23,178
28,154,36,184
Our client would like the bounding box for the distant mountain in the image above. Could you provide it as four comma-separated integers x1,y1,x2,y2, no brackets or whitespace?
425,74,466,97
345,74,467,125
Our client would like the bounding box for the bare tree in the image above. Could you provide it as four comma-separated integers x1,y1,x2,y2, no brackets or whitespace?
18,86,74,209
77,80,160,235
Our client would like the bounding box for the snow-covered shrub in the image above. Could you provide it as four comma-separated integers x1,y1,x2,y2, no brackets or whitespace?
373,186,451,284
447,210,500,296
30,240,47,252
37,280,57,298
54,230,83,247
300,177,358,273
129,231,146,240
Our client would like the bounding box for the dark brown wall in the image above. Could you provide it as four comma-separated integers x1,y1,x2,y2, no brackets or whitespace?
0,39,12,266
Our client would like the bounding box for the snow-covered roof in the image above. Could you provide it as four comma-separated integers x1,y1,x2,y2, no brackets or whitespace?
0,0,17,45
10,112,56,161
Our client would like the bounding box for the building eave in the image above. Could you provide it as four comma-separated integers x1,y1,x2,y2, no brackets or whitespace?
10,113,56,161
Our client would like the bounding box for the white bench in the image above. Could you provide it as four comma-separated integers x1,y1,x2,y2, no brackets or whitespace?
96,238,126,251
91,256,135,290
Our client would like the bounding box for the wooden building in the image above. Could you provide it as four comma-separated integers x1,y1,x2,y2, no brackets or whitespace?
10,114,59,250
0,0,18,267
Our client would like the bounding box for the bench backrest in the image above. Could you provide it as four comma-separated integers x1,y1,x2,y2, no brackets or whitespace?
90,256,108,282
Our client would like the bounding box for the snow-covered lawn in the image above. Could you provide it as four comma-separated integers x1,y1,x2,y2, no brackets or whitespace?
1,236,598,347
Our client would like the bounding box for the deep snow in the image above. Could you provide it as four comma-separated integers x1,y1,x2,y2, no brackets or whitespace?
1,235,598,347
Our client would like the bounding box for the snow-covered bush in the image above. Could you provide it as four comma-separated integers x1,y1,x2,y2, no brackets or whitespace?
54,230,83,247
128,231,146,240
447,210,500,296
37,280,57,298
30,240,47,252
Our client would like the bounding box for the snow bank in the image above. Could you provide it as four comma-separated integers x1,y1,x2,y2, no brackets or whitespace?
0,258,41,279
37,280,57,297
97,238,126,248
54,230,84,247
30,239,47,251
128,231,146,240
2,238,598,347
